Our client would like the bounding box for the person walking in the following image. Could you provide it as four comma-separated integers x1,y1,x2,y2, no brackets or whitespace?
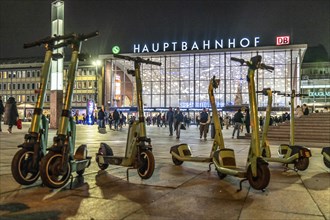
224,113,230,129
232,109,244,139
0,96,4,132
166,107,174,136
3,97,19,133
113,108,120,130
108,112,113,130
174,107,184,139
97,106,106,128
199,108,210,140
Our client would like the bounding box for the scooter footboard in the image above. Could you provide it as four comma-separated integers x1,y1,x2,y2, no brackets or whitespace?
213,149,236,168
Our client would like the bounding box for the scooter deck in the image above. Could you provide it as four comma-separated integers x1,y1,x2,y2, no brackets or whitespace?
98,155,125,166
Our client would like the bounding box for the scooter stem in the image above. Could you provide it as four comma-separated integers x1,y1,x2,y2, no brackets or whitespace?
290,90,295,145
134,61,147,138
30,48,52,133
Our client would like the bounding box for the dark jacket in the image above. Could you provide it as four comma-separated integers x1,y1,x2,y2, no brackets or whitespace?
166,110,174,123
4,97,19,125
113,109,120,121
98,109,106,120
0,99,4,115
233,110,244,123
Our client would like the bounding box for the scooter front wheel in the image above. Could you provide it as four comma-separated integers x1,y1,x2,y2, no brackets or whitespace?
138,150,155,179
247,163,270,190
171,148,183,165
11,148,40,185
40,152,71,189
294,157,309,171
324,157,330,168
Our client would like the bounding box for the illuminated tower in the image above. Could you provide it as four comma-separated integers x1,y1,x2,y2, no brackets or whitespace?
50,0,64,128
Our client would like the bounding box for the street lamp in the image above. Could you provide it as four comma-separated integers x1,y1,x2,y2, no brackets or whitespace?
93,60,101,105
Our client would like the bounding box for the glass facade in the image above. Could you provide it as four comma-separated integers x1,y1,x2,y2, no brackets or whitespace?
107,45,306,110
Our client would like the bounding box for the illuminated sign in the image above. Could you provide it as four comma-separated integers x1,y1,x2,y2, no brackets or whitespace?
309,92,330,97
276,36,290,46
112,46,120,54
133,37,261,53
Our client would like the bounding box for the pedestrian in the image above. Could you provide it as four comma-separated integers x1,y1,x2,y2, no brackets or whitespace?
232,109,244,139
113,108,120,130
3,97,19,133
108,112,113,130
174,107,184,139
224,113,230,129
199,108,210,140
0,96,4,132
245,108,250,133
166,107,174,136
302,104,309,115
97,106,106,128
294,105,303,118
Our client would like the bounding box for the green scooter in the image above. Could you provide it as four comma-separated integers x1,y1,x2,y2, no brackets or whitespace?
96,54,160,180
276,90,311,171
169,76,221,170
11,34,72,185
39,31,99,189
213,56,271,191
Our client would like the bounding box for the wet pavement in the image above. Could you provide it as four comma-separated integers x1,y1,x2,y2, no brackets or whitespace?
0,122,329,220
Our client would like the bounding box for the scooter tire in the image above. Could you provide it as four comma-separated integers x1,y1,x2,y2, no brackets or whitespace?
96,144,113,170
40,152,71,189
247,163,270,190
11,148,40,185
216,170,227,179
171,148,183,165
294,157,309,171
138,150,155,179
323,157,330,168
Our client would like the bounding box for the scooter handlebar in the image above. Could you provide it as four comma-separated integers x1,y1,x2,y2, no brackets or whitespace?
23,32,75,49
260,63,275,71
77,31,99,41
230,57,245,65
114,54,162,66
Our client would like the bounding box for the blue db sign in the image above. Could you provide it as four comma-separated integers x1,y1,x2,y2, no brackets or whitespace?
276,36,290,45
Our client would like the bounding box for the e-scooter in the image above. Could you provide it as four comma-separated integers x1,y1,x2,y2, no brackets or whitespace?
321,147,330,168
39,31,99,189
96,54,160,180
276,90,311,171
169,76,221,170
11,34,73,185
212,56,271,191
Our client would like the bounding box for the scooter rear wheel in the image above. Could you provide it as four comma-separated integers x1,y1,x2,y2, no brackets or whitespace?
11,148,40,185
171,148,183,165
40,152,71,189
294,157,309,171
247,163,270,190
96,144,113,170
138,150,155,179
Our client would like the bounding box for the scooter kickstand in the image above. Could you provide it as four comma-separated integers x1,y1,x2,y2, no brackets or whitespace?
69,174,74,189
126,167,134,182
207,162,214,172
237,178,248,192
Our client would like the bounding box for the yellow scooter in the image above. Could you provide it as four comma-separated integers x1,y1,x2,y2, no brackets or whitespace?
170,76,221,170
276,90,312,171
213,56,271,191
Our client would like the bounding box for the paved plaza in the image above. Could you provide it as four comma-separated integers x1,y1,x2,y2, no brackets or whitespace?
0,122,329,220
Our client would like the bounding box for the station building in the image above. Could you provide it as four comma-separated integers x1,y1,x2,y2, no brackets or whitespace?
0,36,329,120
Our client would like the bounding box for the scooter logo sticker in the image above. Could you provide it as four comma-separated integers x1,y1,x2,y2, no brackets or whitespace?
112,46,120,54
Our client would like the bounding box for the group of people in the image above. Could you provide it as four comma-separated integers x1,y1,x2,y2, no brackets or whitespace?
0,96,19,133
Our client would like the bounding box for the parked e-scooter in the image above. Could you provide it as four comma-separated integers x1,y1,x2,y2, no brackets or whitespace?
169,76,222,170
212,56,271,191
96,54,160,180
39,31,99,189
276,90,311,171
11,34,73,185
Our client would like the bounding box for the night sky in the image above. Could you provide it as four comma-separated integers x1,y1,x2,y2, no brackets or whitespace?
0,0,329,59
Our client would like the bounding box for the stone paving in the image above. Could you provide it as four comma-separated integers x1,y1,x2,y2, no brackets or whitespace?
0,122,329,220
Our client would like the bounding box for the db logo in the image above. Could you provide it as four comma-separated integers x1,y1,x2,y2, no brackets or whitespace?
276,36,290,45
